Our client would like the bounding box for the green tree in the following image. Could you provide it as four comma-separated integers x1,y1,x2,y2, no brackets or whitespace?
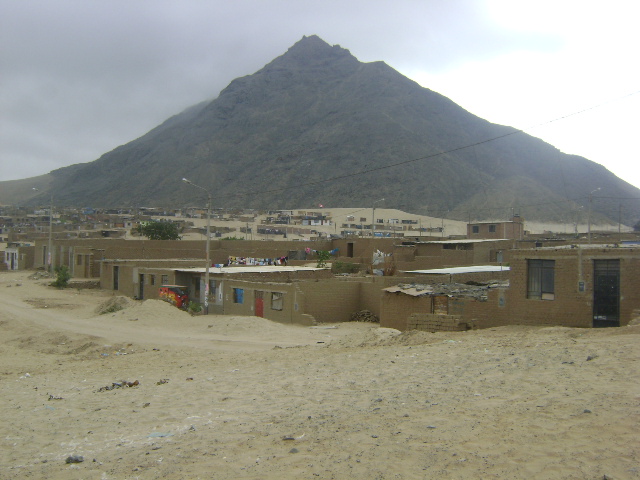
315,250,331,268
52,265,71,288
135,221,182,240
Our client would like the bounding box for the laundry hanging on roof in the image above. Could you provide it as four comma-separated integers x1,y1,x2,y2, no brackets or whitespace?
227,256,288,266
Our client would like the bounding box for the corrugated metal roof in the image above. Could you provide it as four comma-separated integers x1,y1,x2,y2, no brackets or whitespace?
403,265,510,275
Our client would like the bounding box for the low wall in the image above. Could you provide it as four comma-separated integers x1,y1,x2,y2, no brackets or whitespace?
407,313,469,332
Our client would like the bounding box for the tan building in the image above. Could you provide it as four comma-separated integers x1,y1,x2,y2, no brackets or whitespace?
381,244,640,331
467,215,524,240
3,242,35,270
504,244,640,328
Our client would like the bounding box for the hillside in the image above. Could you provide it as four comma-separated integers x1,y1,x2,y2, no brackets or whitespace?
4,35,640,224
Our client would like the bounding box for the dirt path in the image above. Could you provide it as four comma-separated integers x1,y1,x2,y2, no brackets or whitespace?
1,270,639,479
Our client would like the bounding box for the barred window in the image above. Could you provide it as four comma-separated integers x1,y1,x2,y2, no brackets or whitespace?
527,259,555,300
271,292,284,311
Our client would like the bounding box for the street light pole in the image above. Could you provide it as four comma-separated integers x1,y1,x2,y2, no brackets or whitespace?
183,178,211,314
587,187,601,244
371,198,384,238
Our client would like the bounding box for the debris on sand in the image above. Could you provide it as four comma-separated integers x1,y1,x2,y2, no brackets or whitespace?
97,380,139,392
65,455,84,464
95,296,134,315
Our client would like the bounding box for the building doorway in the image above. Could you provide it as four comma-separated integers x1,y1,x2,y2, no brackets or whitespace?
347,242,354,258
255,290,264,317
139,274,145,300
113,266,119,290
593,259,620,327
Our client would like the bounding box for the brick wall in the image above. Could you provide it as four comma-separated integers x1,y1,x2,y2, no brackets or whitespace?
407,313,468,332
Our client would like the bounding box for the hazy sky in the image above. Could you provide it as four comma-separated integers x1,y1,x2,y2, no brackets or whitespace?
2,0,639,189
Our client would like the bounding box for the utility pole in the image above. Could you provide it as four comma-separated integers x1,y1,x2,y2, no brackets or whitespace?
372,198,384,238
587,187,601,244
183,178,211,314
48,194,53,273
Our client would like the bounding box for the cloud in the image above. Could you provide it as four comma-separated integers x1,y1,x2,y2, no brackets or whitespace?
0,0,638,190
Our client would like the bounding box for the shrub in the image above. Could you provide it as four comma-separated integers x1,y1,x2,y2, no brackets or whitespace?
187,301,203,315
52,266,71,289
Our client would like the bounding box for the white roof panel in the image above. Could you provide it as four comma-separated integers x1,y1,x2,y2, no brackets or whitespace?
403,265,510,275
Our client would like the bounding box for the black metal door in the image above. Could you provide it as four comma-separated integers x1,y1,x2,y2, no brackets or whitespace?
139,274,145,300
593,260,620,328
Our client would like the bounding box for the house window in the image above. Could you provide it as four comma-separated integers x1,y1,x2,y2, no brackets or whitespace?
489,225,496,233
149,275,156,286
77,254,83,265
271,292,284,311
161,274,169,284
472,225,479,233
527,259,555,300
233,288,244,304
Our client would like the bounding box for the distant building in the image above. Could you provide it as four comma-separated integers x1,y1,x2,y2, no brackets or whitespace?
467,215,524,240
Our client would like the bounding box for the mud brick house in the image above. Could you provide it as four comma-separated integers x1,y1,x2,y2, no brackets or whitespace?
34,238,334,278
467,215,524,240
100,260,409,325
505,244,640,328
382,244,640,331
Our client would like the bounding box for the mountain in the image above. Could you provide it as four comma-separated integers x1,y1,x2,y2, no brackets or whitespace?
4,35,640,224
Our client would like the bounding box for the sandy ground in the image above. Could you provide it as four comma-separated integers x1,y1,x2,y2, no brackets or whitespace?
0,270,639,480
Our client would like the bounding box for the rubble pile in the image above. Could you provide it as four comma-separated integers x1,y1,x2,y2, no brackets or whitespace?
350,310,379,323
392,281,508,302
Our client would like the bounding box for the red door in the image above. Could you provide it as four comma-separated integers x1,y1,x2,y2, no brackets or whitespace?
255,290,264,317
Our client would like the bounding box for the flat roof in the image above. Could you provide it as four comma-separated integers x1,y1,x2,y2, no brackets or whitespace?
403,265,511,275
175,266,325,274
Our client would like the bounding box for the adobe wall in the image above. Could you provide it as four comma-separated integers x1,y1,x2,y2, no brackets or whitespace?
296,280,362,323
331,238,397,263
403,270,510,285
407,313,468,332
36,238,334,272
380,293,432,331
220,279,307,325
448,288,508,329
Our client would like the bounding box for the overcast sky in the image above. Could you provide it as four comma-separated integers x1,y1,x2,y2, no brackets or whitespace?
2,0,639,190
